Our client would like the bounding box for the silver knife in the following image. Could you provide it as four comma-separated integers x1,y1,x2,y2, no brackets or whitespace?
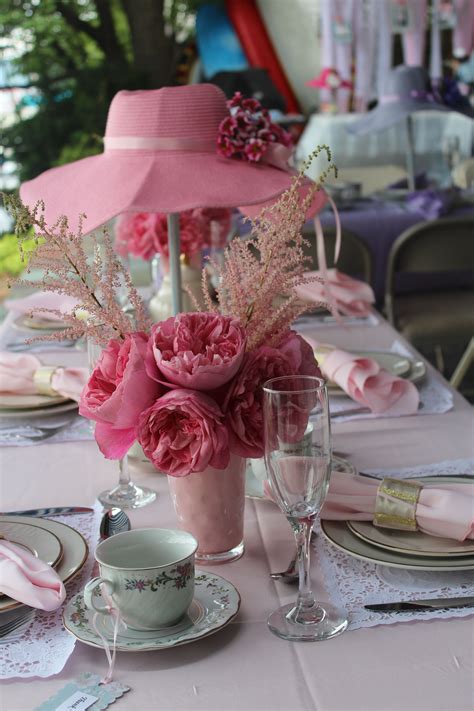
365,596,474,611
2,507,94,517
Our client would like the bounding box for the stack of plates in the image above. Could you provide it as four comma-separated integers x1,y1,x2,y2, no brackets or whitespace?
321,476,474,572
0,516,89,617
0,392,78,420
2,315,78,420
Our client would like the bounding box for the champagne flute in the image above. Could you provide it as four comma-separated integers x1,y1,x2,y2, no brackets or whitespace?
263,375,347,641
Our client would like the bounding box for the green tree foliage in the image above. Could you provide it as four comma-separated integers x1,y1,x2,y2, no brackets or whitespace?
1,0,210,182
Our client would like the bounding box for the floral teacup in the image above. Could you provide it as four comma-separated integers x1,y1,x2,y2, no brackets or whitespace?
84,528,197,630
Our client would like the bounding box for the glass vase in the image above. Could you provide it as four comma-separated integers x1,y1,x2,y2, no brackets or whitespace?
167,453,246,564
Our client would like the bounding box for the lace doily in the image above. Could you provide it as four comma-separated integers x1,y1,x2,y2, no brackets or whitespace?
314,459,474,631
327,340,453,421
1,504,102,679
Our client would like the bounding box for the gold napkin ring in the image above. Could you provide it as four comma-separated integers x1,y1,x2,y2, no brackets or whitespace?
374,477,422,532
33,366,59,397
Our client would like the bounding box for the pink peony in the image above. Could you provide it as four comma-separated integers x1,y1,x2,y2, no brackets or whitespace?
138,389,230,477
146,312,247,391
278,330,322,379
152,211,205,259
115,213,159,261
224,346,294,458
79,333,161,459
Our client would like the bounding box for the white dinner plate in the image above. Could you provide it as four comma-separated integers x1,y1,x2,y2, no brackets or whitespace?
0,400,78,420
63,570,240,652
0,393,68,411
0,520,63,569
321,520,474,571
0,516,88,613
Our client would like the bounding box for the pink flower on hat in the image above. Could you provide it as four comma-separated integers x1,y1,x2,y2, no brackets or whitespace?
138,389,230,476
79,333,161,459
245,138,266,162
146,312,247,391
217,92,292,165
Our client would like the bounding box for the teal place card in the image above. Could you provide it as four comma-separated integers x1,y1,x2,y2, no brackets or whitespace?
34,672,130,711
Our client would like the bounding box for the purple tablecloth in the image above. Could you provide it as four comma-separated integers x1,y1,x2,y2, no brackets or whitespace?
319,199,474,302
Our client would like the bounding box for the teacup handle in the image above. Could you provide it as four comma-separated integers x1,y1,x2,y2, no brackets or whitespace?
84,576,115,614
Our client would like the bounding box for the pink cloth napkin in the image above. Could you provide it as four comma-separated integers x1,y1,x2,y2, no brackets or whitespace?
303,337,419,416
295,269,375,317
321,472,474,542
0,352,88,403
0,540,65,611
5,291,78,322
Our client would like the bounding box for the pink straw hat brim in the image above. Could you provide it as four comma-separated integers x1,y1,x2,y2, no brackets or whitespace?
20,149,323,234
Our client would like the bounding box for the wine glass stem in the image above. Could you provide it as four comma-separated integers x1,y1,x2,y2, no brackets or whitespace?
294,520,316,611
118,456,131,487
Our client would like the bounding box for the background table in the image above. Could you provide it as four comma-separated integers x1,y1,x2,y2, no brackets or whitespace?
318,198,474,303
1,312,473,710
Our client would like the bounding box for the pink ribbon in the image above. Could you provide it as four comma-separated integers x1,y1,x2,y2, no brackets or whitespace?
313,194,342,319
261,143,293,171
103,136,217,152
91,583,127,685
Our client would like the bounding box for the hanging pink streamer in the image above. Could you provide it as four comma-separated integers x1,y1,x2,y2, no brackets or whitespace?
453,0,474,55
402,0,428,66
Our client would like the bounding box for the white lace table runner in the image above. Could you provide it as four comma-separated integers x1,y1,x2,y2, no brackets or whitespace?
314,459,474,631
1,504,102,679
327,340,453,421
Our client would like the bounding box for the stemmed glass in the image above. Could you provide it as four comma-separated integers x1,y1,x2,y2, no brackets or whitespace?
263,375,348,641
87,337,156,509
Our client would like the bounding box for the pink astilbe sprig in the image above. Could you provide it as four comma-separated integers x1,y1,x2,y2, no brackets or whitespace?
2,194,150,346
204,147,337,350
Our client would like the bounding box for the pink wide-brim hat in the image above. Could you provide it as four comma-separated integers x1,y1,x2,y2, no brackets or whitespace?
20,84,326,233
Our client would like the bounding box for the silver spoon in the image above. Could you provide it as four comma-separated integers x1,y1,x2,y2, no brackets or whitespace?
99,508,131,540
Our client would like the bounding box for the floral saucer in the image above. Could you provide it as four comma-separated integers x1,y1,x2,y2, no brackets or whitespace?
63,571,240,652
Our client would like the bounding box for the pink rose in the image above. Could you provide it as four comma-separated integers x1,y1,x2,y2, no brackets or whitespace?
225,346,294,458
79,333,161,459
138,389,230,477
115,213,159,261
146,312,247,391
278,330,322,378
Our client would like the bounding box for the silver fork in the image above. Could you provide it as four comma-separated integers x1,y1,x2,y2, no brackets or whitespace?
0,609,35,640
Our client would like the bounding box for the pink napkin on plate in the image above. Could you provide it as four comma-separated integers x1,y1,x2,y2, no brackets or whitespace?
5,291,78,322
295,269,375,317
0,352,88,403
321,471,474,542
303,337,419,416
0,539,65,611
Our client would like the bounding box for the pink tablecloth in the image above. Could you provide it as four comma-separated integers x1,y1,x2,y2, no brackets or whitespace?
1,311,473,710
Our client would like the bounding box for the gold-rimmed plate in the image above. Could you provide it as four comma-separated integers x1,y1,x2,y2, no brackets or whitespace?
0,516,88,613
0,520,63,568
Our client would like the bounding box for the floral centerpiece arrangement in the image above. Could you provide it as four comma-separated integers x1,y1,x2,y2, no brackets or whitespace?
4,147,335,562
